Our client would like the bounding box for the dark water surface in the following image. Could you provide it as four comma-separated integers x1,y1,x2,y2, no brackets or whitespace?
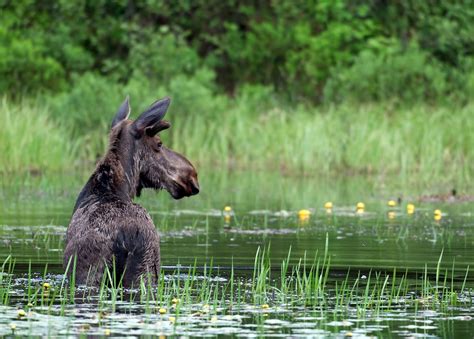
0,171,473,336
1,171,473,273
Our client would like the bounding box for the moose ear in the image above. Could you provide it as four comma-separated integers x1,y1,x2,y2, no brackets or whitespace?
111,96,131,128
145,120,171,136
132,97,171,137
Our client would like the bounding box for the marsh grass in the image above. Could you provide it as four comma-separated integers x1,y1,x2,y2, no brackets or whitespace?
171,102,474,181
0,245,471,324
0,99,79,173
1,96,473,181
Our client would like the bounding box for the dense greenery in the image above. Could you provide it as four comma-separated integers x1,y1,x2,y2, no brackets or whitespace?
1,1,473,102
1,1,473,176
2,97,473,181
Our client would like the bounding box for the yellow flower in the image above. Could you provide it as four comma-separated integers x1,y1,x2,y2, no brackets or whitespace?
169,316,176,324
261,304,269,309
388,211,396,219
159,307,167,314
202,304,210,313
324,202,333,209
43,282,50,289
356,202,365,210
171,298,180,304
387,200,396,207
298,209,311,218
407,203,415,214
224,206,232,212
17,309,26,317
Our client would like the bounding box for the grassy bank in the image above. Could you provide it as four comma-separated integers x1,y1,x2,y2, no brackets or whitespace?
174,102,474,179
1,96,473,181
0,99,78,173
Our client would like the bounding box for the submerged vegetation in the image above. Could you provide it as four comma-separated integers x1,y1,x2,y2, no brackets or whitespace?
1,171,473,335
0,246,472,336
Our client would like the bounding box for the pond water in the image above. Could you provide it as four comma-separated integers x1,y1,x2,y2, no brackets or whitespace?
0,171,473,336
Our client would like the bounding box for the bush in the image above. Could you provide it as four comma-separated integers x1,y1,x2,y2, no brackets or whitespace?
48,67,227,158
48,73,124,158
49,73,123,134
460,57,474,100
128,29,202,85
1,1,473,103
0,29,65,94
323,43,449,104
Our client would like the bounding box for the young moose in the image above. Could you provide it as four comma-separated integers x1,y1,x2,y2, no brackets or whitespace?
64,97,199,286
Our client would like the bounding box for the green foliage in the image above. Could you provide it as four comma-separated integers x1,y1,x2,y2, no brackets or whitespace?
1,0,473,102
0,98,77,173
128,29,202,84
370,1,474,68
461,58,474,99
50,73,122,134
48,68,227,158
2,90,474,179
1,0,474,177
165,69,227,117
0,28,65,93
215,1,378,99
323,43,449,103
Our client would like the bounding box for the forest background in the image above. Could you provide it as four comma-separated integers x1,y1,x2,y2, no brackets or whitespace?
1,1,473,181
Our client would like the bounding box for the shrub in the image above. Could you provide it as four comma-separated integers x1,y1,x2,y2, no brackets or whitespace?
48,68,227,158
0,29,65,94
128,29,202,85
49,73,123,134
323,43,449,104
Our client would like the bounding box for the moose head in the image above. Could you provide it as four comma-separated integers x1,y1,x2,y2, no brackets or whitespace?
109,96,199,200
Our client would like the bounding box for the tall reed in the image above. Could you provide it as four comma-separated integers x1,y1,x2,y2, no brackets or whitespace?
2,96,474,181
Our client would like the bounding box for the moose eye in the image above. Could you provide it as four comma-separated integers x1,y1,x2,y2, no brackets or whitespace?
154,142,163,151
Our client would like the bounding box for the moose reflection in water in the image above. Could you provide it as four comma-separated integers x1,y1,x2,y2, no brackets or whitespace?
64,97,199,286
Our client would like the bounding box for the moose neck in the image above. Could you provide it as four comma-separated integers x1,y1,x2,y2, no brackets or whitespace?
98,147,140,201
73,130,141,212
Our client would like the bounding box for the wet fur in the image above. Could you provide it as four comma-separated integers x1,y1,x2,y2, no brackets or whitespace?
64,123,160,286
64,97,199,287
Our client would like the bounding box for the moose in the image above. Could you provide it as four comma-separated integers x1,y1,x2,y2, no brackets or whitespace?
64,96,199,286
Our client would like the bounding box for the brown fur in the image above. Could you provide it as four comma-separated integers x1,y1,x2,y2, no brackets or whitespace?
64,97,199,286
